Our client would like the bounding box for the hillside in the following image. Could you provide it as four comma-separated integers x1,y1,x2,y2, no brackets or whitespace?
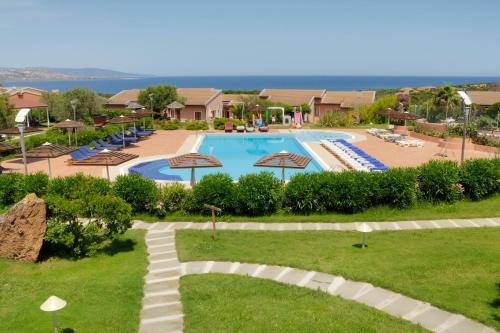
0,67,150,82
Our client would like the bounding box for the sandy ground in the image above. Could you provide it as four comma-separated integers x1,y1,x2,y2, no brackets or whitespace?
1,128,494,178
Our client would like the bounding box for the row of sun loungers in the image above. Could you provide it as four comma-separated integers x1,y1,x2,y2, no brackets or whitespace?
321,139,389,172
367,128,424,147
225,122,269,133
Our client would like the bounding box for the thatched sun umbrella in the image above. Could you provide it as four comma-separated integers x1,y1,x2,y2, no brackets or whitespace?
109,115,135,148
167,153,222,186
126,101,145,110
23,142,76,178
166,101,185,121
0,127,42,135
0,142,17,172
53,119,85,146
0,127,42,175
254,152,311,183
72,149,139,180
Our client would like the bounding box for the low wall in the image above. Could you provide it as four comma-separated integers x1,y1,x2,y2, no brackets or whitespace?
416,121,447,133
410,131,498,153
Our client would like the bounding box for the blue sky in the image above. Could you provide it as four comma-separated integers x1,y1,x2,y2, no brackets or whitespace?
2,0,500,76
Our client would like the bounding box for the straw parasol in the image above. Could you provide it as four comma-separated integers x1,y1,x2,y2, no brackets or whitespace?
0,142,17,172
72,149,139,180
254,152,311,183
108,115,136,148
167,153,222,186
24,142,76,177
0,126,42,174
53,119,85,146
126,101,145,110
0,127,42,135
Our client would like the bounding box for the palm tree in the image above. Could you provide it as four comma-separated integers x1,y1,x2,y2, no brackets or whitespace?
432,85,460,120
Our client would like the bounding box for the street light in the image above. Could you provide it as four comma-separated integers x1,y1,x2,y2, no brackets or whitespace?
16,123,28,175
457,91,472,164
40,295,67,333
356,223,373,249
70,99,78,121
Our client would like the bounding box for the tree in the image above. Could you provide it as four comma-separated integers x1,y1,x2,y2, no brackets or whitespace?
0,93,14,128
432,85,460,120
137,85,178,113
42,92,67,122
43,88,101,123
484,102,500,119
357,94,396,124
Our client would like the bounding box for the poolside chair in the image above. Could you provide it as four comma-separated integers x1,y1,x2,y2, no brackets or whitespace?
225,122,233,133
245,123,255,132
92,140,119,151
236,125,245,133
129,127,153,136
118,131,139,142
258,124,269,132
98,138,122,150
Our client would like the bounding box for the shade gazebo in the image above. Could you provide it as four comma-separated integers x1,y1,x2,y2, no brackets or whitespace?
0,142,17,172
53,119,85,146
73,149,139,180
126,101,145,110
109,115,136,148
166,101,185,121
167,153,222,186
254,152,311,183
24,142,76,177
0,126,42,174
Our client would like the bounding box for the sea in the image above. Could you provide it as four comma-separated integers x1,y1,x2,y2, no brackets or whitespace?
1,76,499,93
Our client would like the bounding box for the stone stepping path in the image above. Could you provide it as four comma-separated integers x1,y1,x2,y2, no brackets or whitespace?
132,218,500,333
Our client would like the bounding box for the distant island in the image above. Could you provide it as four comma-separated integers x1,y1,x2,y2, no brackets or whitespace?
0,67,151,82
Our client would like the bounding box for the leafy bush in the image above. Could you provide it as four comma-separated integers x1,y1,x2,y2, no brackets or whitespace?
158,121,180,130
47,173,110,199
112,174,160,213
14,172,49,202
417,160,462,203
185,120,209,130
193,173,236,213
162,183,191,212
213,118,245,130
375,168,417,208
235,172,282,216
0,173,23,206
358,94,396,124
325,171,375,213
319,111,354,127
283,172,327,214
44,194,132,257
459,158,500,200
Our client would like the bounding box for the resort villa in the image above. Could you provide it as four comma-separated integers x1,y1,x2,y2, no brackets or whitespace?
0,86,48,110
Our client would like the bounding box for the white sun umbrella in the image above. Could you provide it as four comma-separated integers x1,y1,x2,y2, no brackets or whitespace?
40,295,67,333
356,223,373,248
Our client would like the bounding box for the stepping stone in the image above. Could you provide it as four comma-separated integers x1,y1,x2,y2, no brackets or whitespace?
148,260,180,272
256,265,287,280
442,318,497,333
278,268,310,285
435,220,454,228
209,261,234,274
183,261,208,275
238,222,261,230
411,307,453,331
144,280,179,294
139,318,183,333
146,231,174,240
225,223,244,230
415,220,436,229
261,224,283,231
334,281,372,299
234,263,263,276
148,244,176,254
143,293,180,307
149,223,169,231
396,222,416,230
149,252,178,262
317,224,339,230
133,221,151,229
146,269,181,281
356,287,398,308
383,296,422,318
452,219,475,228
141,303,183,320
304,272,335,292
147,238,174,247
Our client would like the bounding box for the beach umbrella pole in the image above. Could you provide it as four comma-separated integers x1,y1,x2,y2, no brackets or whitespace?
190,168,195,187
133,122,137,138
121,125,125,148
281,168,285,183
75,128,78,146
68,130,72,146
47,158,52,178
106,165,110,181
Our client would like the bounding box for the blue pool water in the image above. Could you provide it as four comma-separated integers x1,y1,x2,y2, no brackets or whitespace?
130,131,351,181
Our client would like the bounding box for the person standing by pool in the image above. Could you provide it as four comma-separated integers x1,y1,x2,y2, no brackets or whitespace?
271,115,276,124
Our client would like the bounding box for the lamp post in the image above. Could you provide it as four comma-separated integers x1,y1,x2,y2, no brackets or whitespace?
457,91,472,164
70,99,78,121
149,93,154,123
40,295,67,333
16,123,28,175
356,223,373,249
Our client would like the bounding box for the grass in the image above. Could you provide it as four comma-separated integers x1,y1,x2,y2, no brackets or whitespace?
136,195,500,222
176,228,500,329
181,274,428,333
0,205,9,215
0,230,146,333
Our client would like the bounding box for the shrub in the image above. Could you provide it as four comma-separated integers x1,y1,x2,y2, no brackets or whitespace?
44,194,132,257
47,173,110,199
235,172,282,216
376,168,418,208
0,173,23,206
112,174,160,213
158,121,180,130
417,160,462,203
319,111,354,127
283,173,325,214
180,189,199,213
185,120,209,130
162,183,191,212
325,171,375,213
14,172,49,202
193,173,236,213
459,158,500,200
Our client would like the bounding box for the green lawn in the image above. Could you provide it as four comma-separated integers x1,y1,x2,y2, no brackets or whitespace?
181,274,428,333
177,228,500,329
0,230,146,333
136,195,500,222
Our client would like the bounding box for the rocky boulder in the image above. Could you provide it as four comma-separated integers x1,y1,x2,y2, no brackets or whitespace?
0,193,47,262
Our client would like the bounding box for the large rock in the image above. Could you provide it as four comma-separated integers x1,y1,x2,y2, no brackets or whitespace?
0,193,47,262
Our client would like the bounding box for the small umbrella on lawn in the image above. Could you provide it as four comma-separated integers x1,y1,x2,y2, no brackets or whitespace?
254,152,311,183
108,115,135,148
53,119,85,146
72,149,139,180
23,142,76,178
167,153,222,186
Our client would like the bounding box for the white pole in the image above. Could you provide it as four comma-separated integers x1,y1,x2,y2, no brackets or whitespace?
17,125,28,175
52,311,58,333
47,158,52,178
46,108,50,127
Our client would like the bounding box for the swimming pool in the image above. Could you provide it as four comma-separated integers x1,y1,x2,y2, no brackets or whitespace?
129,131,351,181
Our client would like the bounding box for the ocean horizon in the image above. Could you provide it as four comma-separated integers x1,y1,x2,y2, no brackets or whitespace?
2,75,499,94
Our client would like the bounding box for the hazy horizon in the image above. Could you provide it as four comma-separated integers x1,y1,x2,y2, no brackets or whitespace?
2,0,500,77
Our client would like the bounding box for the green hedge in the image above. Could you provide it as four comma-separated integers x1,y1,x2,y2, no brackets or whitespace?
185,121,209,130
235,172,282,216
417,160,462,203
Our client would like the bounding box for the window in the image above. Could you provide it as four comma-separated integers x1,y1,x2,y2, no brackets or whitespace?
194,111,202,120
